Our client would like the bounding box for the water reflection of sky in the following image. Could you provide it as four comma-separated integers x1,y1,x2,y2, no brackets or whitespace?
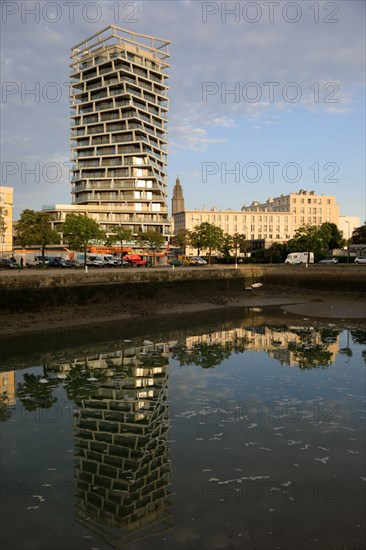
0,318,365,550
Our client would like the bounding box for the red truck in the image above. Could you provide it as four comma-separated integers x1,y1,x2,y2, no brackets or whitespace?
124,254,151,267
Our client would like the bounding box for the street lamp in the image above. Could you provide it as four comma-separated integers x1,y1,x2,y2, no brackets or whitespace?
345,221,350,264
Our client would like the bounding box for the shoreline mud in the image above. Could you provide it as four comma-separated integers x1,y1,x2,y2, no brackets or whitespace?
1,284,365,338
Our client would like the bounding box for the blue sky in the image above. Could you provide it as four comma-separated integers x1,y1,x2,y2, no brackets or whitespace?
1,0,365,221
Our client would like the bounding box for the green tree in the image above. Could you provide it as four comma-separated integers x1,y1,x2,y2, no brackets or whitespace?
265,242,289,263
350,222,366,245
321,222,345,249
189,222,224,264
62,213,105,266
172,229,190,257
138,231,165,265
288,224,332,261
106,226,134,261
219,233,233,261
233,233,251,260
15,209,61,264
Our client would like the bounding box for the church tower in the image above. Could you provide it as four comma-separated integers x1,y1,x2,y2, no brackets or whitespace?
171,176,185,214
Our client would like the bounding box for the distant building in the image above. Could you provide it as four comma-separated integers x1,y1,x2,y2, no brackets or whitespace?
174,208,292,255
172,187,348,256
241,189,339,231
0,186,13,254
43,25,171,243
171,176,185,215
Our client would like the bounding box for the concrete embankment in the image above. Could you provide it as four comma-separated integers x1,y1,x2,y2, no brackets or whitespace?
0,265,365,313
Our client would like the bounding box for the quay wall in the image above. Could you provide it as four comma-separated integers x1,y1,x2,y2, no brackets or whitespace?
0,266,365,312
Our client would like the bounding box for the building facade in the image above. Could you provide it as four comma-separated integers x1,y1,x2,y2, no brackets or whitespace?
174,208,292,255
0,186,13,254
173,187,342,256
44,26,171,242
241,189,339,230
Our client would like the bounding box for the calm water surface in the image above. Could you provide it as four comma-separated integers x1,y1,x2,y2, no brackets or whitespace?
1,310,365,550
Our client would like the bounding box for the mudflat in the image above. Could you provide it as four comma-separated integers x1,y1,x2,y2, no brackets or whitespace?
0,285,365,337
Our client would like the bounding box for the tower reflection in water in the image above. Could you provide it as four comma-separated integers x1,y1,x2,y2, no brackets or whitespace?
72,343,173,548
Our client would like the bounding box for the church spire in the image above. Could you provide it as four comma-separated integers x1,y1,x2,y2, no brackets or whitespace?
172,176,185,214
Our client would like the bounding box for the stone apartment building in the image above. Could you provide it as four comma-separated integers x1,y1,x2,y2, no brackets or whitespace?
172,185,342,256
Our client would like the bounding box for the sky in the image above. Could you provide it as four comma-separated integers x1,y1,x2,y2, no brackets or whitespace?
1,0,365,221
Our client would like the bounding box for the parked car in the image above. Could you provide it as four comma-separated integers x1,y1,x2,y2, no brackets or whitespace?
169,259,183,266
33,255,50,266
65,259,83,268
48,257,69,268
116,258,130,267
0,258,20,269
354,256,366,264
188,256,208,266
86,255,104,267
319,258,338,264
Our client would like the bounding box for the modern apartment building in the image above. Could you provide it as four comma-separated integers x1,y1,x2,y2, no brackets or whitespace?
0,186,13,254
44,26,171,241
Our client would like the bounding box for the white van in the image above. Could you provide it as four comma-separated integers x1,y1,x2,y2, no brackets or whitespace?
102,254,118,267
285,252,314,265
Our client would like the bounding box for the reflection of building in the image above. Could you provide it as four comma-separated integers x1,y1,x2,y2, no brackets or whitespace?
0,370,16,406
43,25,171,242
51,343,173,548
185,326,339,368
0,186,13,254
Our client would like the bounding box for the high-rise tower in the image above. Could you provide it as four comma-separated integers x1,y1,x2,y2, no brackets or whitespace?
69,26,171,237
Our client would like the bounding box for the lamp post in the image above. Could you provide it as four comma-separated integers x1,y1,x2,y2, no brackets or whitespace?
345,221,350,264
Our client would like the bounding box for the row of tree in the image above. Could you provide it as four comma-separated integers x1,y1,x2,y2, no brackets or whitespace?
4,207,366,264
14,210,166,265
174,221,366,263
